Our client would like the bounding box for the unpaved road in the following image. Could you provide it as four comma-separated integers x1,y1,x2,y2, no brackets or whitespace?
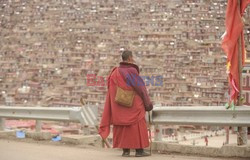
0,139,248,160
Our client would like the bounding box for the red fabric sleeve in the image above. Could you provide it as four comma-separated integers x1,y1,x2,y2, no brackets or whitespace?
123,68,153,111
98,91,111,139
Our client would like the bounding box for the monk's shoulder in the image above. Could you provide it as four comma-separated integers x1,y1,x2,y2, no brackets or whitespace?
126,67,139,74
108,67,117,76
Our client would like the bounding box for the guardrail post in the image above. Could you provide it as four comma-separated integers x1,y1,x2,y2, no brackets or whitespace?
154,124,162,141
82,125,90,135
0,118,5,131
237,127,248,145
36,120,42,132
225,126,229,144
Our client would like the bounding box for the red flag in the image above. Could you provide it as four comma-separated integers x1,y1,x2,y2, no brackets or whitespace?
241,0,250,15
222,0,249,103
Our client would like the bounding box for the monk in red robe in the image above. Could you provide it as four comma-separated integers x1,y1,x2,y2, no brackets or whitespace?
99,50,153,157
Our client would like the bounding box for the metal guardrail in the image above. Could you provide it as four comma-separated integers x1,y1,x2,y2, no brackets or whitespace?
1,106,250,127
152,106,250,141
0,106,98,131
152,106,250,126
1,105,249,139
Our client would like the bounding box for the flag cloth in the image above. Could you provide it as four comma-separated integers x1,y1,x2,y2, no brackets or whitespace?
221,0,249,103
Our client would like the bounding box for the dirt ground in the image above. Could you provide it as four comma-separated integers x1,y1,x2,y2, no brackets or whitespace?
0,137,249,160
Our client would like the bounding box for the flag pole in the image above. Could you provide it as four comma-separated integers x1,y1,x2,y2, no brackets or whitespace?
237,0,248,146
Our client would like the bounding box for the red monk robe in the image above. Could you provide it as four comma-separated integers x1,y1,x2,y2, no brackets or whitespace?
99,62,153,149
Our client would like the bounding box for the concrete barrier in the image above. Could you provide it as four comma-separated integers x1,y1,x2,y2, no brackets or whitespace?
61,135,102,147
26,131,52,140
0,130,52,140
152,141,250,158
0,130,102,147
0,130,15,137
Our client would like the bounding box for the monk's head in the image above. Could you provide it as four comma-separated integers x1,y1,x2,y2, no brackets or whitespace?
122,50,135,64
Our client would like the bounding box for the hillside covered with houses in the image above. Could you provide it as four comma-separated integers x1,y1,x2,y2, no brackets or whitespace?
0,0,249,108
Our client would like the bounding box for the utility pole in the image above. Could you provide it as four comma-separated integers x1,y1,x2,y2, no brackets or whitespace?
237,0,248,146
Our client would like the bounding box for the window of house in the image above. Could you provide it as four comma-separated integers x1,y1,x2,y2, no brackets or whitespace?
243,77,247,87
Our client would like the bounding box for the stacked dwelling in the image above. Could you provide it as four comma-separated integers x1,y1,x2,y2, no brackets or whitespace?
0,0,249,110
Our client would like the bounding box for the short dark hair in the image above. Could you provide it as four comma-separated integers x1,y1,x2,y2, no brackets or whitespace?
122,50,132,61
